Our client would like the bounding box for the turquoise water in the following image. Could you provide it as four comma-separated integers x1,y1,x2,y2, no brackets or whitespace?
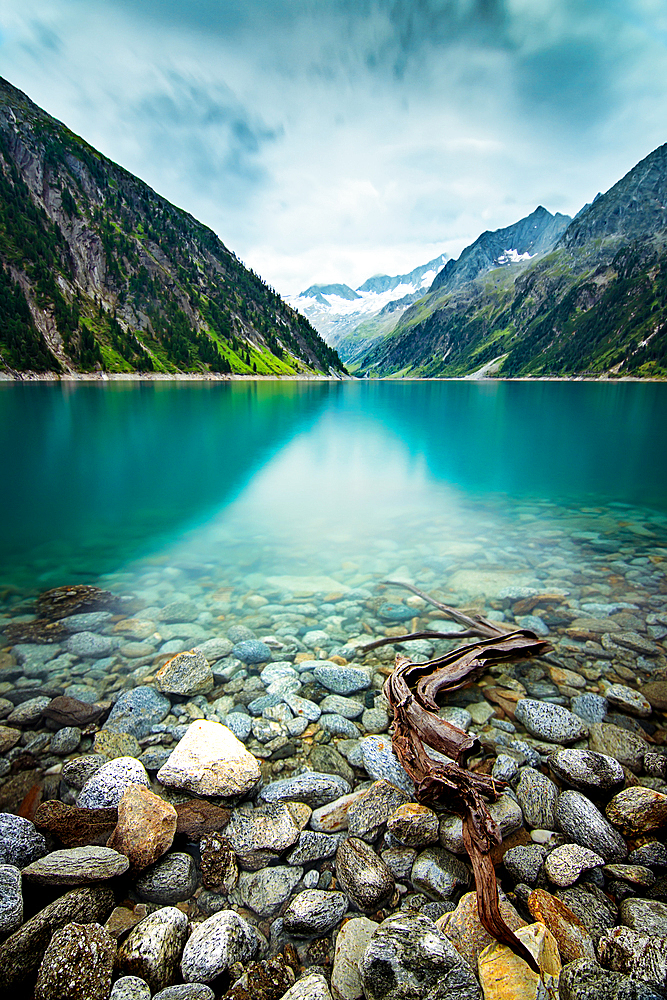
1,379,667,600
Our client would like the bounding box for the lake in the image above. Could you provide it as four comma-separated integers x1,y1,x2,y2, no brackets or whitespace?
1,378,666,715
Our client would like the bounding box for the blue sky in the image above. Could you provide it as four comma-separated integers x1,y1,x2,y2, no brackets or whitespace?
2,1,667,294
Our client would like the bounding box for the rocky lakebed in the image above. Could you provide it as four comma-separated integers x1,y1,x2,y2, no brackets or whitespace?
1,505,667,1000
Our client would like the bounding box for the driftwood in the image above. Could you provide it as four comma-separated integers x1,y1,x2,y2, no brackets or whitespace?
363,581,552,972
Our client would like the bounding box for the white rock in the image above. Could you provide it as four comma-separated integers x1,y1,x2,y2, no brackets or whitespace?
157,721,260,796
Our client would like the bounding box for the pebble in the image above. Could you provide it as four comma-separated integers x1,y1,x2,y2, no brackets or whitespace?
104,687,171,739
555,883,619,942
386,803,439,847
93,730,142,759
0,864,22,934
66,631,115,658
603,682,652,717
50,726,82,754
526,888,596,963
0,813,47,866
492,754,519,782
570,693,609,724
556,789,628,861
360,912,482,1000
153,988,215,1000
309,790,368,833
0,725,21,753
197,637,233,661
360,735,414,795
281,973,333,1000
155,648,214,696
336,837,396,911
503,845,546,885
544,843,605,887
61,755,106,790
606,786,667,833
117,906,190,992
410,846,471,901
180,909,259,984
78,757,150,808
7,696,51,724
107,783,177,870
320,695,364,718
514,699,589,743
110,977,152,1000
597,925,667,990
286,830,340,865
313,663,372,695
436,890,526,969
559,957,667,1000
225,802,300,870
362,707,390,733
22,845,130,884
260,771,351,807
547,748,625,791
34,920,116,1000
477,921,560,1000
238,865,303,916
282,888,349,936
588,722,649,773
320,713,360,738
284,693,321,721
515,767,559,829
620,898,667,935
331,915,379,1000
135,852,198,903
157,720,261,797
232,640,272,664
348,780,410,840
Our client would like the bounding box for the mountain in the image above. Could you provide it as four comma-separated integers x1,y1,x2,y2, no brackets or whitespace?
430,206,571,293
288,254,447,363
355,144,667,379
0,77,344,376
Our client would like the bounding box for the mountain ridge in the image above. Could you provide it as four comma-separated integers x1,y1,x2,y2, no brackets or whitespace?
0,76,344,376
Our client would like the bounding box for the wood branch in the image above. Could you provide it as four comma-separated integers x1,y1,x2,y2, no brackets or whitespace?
375,581,553,974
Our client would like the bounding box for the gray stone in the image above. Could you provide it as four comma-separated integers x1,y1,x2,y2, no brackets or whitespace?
155,649,214,696
34,920,116,1000
310,790,369,833
223,713,253,742
0,865,22,934
336,837,395,911
157,720,261,797
283,888,348,937
492,754,519,782
571,693,609,725
620,898,667,935
503,845,546,885
332,916,379,1000
438,707,473,732
197,637,233,662
78,756,150,808
320,695,364,719
515,767,558,829
556,883,618,941
514,698,589,743
232,640,272,664
386,803,439,848
597,926,667,990
360,735,414,796
259,771,351,808
226,802,300,870
286,831,340,866
59,612,114,632
559,958,667,1000
110,976,152,1000
281,973,332,1000
548,748,626,792
237,865,303,916
544,843,605,887
362,708,390,734
309,744,355,785
136,852,198,904
0,813,47,867
157,602,198,623
410,847,471,901
320,713,360,738
153,987,215,1000
227,625,256,642
105,687,171,739
22,846,129,885
50,726,82,754
438,793,523,855
66,631,115,658
381,846,418,882
557,789,628,862
588,722,649,773
7,696,51,725
284,693,321,722
62,755,106,790
603,683,652,718
360,912,482,1000
515,614,550,635
313,663,372,695
117,906,189,992
628,842,667,869
180,909,259,983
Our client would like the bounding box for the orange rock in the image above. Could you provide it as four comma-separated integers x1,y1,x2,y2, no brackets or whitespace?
477,922,561,1000
527,888,596,964
437,890,526,969
107,783,176,870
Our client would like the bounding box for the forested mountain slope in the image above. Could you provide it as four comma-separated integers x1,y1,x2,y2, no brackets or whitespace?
0,77,344,376
356,145,667,379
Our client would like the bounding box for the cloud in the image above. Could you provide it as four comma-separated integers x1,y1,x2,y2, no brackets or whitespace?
0,0,666,294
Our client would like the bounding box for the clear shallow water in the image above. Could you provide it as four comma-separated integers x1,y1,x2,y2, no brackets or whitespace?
1,378,667,600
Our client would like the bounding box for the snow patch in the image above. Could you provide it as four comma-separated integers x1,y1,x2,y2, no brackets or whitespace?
496,249,535,265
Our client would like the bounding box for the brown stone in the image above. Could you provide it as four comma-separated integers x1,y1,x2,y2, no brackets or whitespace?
437,889,526,968
0,770,44,813
43,696,105,728
175,799,230,837
643,681,667,711
527,888,596,964
107,783,177,870
0,887,115,992
477,922,561,1000
104,903,149,941
222,954,295,1000
606,786,667,834
200,833,239,892
35,921,116,1000
0,725,21,753
34,800,118,847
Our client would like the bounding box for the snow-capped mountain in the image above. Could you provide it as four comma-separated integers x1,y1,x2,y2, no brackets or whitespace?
288,254,447,361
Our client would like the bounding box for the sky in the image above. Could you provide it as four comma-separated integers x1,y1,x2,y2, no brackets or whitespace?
1,1,667,296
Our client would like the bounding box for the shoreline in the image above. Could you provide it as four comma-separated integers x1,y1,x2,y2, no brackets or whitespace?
0,371,665,384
